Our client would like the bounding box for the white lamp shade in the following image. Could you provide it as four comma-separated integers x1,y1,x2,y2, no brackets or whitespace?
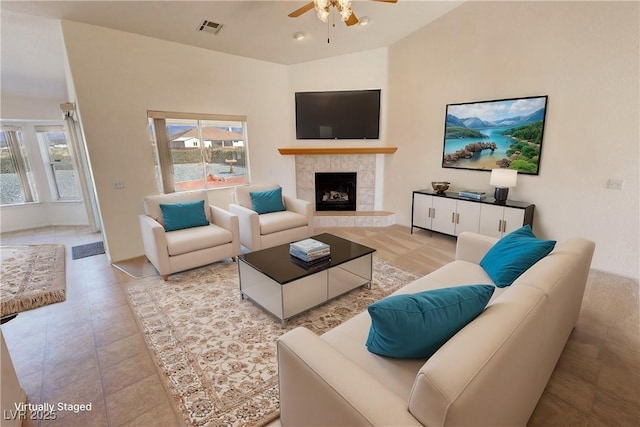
490,169,518,188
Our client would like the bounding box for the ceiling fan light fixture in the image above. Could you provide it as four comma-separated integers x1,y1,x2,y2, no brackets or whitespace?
316,8,330,22
313,0,352,23
339,6,353,22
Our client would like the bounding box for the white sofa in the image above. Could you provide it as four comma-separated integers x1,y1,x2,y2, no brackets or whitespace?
229,184,313,251
139,190,240,280
277,231,596,426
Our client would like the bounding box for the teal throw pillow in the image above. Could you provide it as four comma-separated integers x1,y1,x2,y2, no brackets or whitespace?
159,200,209,232
366,284,495,359
250,187,285,214
480,225,556,288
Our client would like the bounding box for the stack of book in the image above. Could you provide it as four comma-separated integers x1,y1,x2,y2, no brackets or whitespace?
458,190,486,200
290,255,332,271
290,238,331,264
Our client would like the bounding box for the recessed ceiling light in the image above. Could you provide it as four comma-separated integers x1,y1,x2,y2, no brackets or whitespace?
358,16,370,26
292,31,306,41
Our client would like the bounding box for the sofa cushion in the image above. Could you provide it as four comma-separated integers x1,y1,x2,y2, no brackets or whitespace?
365,285,495,359
250,187,285,214
159,200,209,232
165,224,233,256
480,225,556,288
259,211,308,235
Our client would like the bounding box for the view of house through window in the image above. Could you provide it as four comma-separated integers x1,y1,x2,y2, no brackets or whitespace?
0,126,38,205
36,125,81,200
148,112,249,193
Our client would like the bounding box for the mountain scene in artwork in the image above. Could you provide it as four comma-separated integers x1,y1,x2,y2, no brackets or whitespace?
442,96,547,174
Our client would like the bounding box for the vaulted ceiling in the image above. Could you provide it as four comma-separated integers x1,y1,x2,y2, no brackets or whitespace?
1,1,462,101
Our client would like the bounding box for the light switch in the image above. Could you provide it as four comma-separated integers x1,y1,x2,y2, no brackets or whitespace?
606,179,624,190
112,180,125,189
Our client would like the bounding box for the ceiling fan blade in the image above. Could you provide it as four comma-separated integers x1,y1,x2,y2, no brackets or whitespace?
345,11,359,26
368,0,398,3
288,2,315,18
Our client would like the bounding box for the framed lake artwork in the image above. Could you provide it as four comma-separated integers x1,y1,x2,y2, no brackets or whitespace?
441,95,548,175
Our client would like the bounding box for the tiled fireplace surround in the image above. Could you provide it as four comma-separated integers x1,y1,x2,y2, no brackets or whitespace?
294,154,396,227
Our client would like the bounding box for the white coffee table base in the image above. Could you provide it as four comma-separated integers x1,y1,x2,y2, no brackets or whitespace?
239,254,373,327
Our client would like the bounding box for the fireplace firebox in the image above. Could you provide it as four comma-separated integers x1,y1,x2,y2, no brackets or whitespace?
315,172,357,211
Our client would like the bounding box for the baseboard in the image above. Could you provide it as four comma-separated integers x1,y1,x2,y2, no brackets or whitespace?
313,211,396,228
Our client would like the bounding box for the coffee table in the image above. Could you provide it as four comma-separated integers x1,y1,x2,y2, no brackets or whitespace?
238,233,376,326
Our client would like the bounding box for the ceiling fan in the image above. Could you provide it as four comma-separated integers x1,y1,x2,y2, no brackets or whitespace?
288,0,398,27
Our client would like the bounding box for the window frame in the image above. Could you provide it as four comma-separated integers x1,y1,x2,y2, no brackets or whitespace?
1,125,38,205
148,111,251,193
35,125,82,201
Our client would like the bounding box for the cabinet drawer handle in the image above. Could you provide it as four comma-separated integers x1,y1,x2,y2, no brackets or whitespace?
456,213,460,224
498,219,503,232
502,220,507,233
451,212,455,223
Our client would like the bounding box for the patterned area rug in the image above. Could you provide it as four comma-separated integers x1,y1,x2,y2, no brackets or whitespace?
0,244,66,317
125,257,419,426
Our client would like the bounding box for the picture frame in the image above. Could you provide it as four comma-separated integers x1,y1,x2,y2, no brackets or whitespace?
441,95,548,175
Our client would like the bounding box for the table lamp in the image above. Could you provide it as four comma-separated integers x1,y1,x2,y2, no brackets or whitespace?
490,169,517,203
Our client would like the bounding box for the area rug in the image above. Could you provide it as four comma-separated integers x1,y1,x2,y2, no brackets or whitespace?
0,244,66,317
125,257,420,427
71,241,105,259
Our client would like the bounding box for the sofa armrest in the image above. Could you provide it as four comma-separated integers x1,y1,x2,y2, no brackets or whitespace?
138,214,170,275
228,203,261,251
278,327,421,427
455,232,498,264
210,205,241,256
284,196,314,234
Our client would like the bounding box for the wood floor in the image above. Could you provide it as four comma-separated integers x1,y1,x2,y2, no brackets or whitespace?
1,225,638,426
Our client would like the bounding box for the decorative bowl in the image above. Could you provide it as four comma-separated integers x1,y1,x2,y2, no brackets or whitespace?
431,181,450,194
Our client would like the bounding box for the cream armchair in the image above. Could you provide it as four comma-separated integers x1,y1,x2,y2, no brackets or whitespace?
229,184,313,251
139,190,240,280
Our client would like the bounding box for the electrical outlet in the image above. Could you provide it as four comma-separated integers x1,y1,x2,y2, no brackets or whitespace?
112,180,125,189
606,179,624,190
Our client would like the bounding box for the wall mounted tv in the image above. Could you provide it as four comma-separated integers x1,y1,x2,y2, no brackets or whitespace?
295,89,381,140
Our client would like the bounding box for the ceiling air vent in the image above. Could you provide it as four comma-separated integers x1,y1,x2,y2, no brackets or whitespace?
198,20,223,35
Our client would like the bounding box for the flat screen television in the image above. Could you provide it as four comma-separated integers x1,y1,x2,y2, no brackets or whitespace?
295,89,381,140
442,95,548,175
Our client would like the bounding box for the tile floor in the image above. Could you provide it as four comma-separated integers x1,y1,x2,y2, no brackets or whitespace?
1,226,182,427
1,225,639,426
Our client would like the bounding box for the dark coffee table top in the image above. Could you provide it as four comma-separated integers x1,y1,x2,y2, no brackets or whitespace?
239,233,376,285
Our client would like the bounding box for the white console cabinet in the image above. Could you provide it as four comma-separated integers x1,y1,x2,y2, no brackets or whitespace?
411,190,534,238
479,204,528,238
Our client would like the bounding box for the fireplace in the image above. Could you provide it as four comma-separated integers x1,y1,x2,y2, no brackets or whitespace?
315,172,357,211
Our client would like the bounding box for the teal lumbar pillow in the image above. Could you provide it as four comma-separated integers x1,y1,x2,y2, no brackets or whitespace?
249,187,286,214
366,284,495,359
159,200,209,232
480,225,556,288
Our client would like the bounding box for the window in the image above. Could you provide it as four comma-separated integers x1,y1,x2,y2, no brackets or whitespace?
0,126,38,205
36,126,81,200
148,111,249,193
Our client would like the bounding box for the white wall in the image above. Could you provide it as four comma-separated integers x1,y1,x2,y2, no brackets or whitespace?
385,1,639,278
1,96,64,121
61,21,291,262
